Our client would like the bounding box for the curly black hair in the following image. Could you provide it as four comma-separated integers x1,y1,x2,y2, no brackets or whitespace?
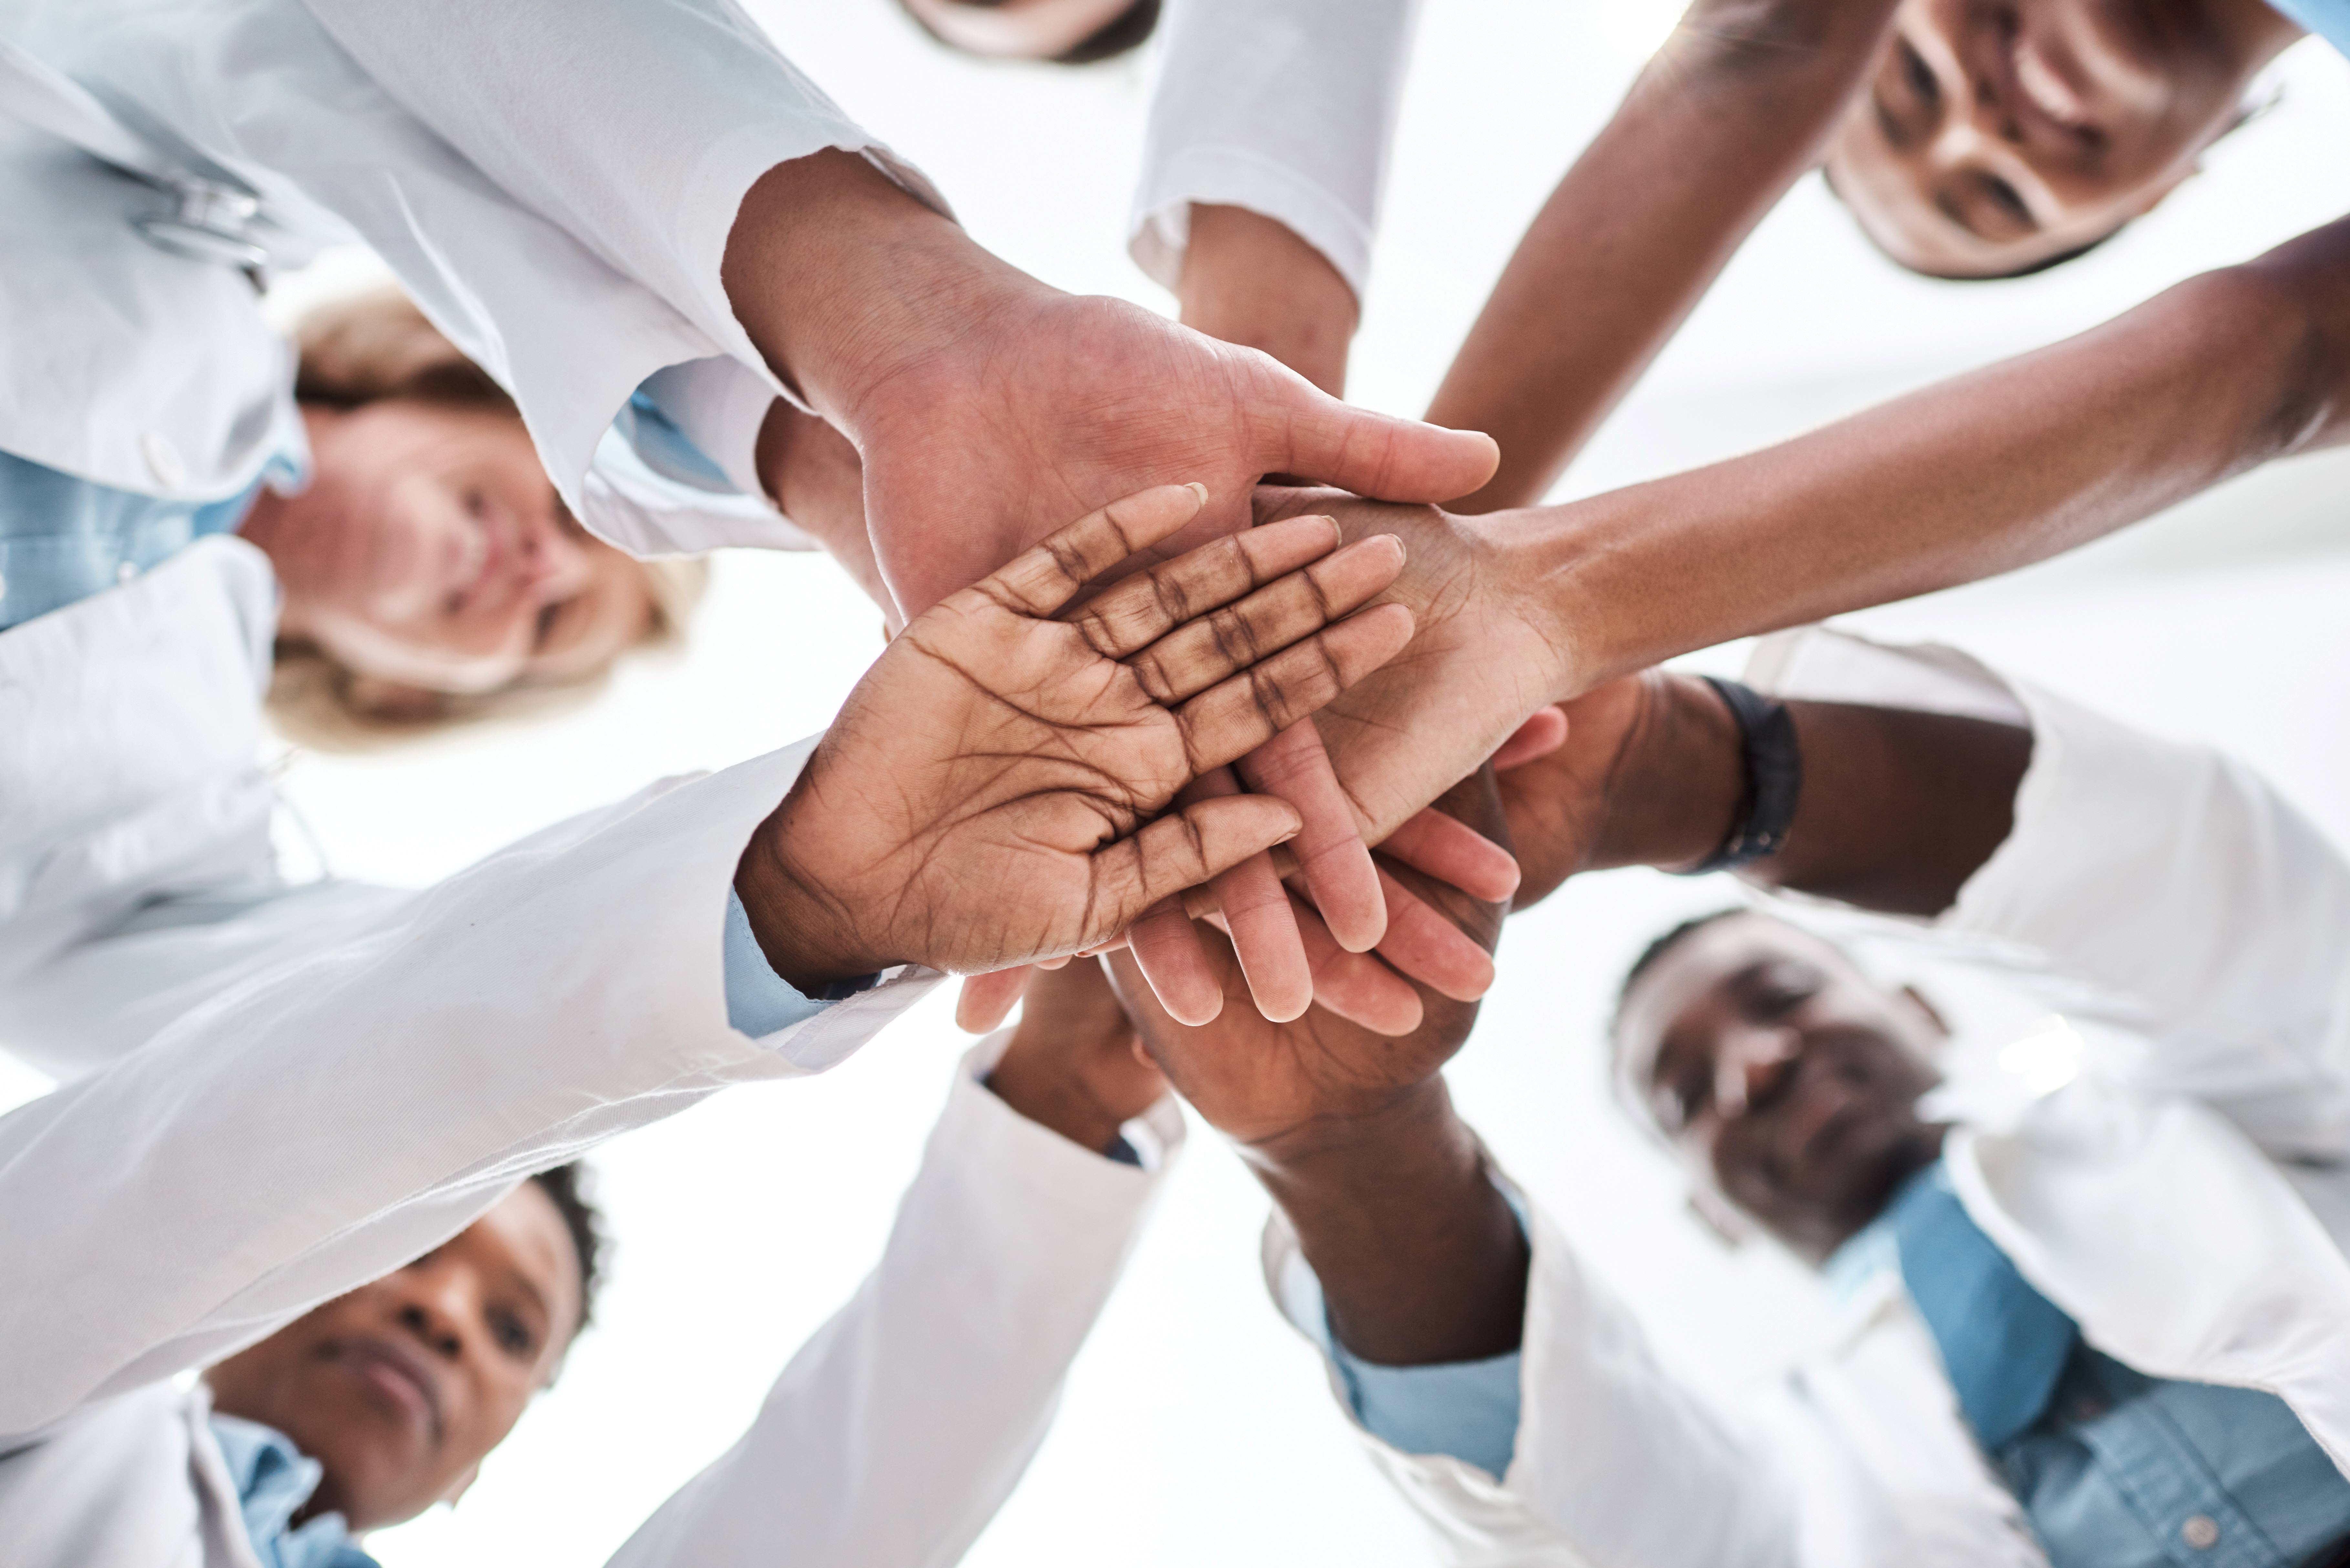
526,1163,606,1332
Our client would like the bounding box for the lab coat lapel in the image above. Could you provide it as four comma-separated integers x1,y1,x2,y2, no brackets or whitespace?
1949,1083,2350,1473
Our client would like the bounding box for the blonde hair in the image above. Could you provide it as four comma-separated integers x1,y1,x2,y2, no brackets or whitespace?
269,290,708,752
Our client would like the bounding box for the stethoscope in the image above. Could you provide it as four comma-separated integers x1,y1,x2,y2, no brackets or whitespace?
0,41,310,284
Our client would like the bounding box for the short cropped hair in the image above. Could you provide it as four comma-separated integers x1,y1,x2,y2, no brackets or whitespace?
271,290,706,751
1615,908,1748,1021
526,1162,606,1332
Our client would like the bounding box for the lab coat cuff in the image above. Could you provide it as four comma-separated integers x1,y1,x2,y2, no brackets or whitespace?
939,1034,1182,1223
1128,146,1373,302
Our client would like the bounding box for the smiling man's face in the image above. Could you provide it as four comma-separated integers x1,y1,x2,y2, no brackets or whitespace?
1615,913,1949,1264
203,1182,583,1529
1822,0,2296,277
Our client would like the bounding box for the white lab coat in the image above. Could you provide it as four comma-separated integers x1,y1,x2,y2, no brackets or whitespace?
1131,0,1422,301
0,1028,1181,1568
0,0,952,555
1268,627,2350,1568
0,534,939,1424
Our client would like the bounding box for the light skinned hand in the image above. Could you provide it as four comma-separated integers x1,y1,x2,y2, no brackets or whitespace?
1103,770,1509,1150
734,483,1414,992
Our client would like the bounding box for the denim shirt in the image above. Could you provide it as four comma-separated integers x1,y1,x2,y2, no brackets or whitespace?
1839,1161,2350,1568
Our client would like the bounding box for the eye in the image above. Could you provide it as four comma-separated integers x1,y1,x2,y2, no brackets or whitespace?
464,489,490,520
488,1307,536,1358
1900,39,1939,108
1983,174,2033,226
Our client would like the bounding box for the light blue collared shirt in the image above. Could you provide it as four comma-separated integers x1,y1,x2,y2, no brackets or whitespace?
1289,1185,1528,1480
208,1415,378,1568
2269,0,2350,57
0,447,301,632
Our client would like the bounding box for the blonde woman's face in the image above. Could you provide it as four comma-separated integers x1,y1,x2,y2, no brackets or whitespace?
248,402,654,698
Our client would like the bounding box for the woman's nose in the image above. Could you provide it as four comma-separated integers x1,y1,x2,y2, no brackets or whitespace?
1713,1025,1800,1121
515,509,591,600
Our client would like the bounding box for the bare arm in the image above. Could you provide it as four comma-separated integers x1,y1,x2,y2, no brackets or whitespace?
1109,774,1526,1364
1503,671,2032,917
1430,0,1900,512
1527,216,2350,687
1178,204,1360,396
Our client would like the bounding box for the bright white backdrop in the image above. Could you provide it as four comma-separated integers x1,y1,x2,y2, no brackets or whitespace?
6,2,2349,1563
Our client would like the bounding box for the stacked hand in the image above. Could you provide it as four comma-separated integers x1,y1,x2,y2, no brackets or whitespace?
725,152,1511,1030
733,483,1417,992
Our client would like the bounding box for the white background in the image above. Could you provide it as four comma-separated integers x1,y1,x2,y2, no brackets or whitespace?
8,1,2350,1562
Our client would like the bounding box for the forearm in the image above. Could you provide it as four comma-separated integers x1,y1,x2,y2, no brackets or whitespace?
1430,0,1900,512
1177,205,1358,395
722,151,1037,428
1513,219,2350,686
752,401,894,617
1586,675,2031,916
1247,1079,1527,1365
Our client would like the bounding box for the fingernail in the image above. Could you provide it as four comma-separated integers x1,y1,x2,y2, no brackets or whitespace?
1185,481,1210,506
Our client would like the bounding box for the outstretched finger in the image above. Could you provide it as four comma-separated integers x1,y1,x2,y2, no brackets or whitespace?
1126,899,1225,1026
1265,390,1501,505
981,482,1211,618
1126,533,1404,703
956,966,1032,1034
1377,808,1522,905
1184,768,1313,1021
1072,513,1351,660
1290,893,1426,1035
1234,721,1384,953
1176,602,1415,775
1082,794,1304,962
1372,866,1496,1002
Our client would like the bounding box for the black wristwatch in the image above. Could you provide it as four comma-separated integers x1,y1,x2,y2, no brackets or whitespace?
1675,676,1802,875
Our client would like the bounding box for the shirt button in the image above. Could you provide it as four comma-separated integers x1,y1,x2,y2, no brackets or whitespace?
2182,1515,2221,1550
140,431,189,491
116,560,140,584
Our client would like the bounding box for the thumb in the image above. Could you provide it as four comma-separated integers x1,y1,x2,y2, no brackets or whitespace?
1262,386,1499,505
1082,795,1303,949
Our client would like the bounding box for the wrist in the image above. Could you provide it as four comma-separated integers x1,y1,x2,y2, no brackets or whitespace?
722,150,1047,426
733,790,894,996
1176,204,1357,397
1246,1078,1528,1366
984,1057,1140,1156
1601,673,1747,870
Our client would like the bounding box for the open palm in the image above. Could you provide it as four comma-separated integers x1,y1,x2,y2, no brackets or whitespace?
736,484,1416,989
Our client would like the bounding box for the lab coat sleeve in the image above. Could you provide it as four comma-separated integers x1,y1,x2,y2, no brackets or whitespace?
1131,0,1421,301
1747,625,2350,1159
1263,1188,1801,1568
35,0,939,555
0,735,939,1444
605,1034,1178,1568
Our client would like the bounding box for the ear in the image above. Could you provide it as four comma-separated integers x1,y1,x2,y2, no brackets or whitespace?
1898,983,1952,1042
437,1461,480,1507
1686,1187,1754,1250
